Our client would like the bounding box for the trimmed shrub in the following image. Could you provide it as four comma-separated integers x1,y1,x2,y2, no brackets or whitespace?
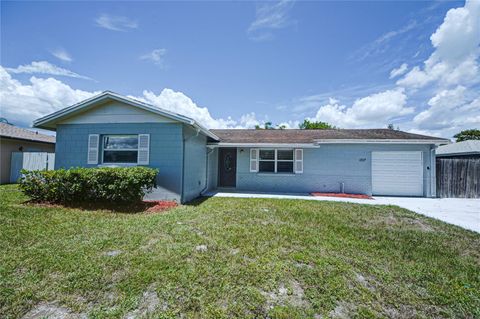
19,167,158,204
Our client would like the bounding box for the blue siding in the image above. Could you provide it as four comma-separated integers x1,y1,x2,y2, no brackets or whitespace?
206,148,218,191
233,144,435,197
55,123,184,201
182,126,208,202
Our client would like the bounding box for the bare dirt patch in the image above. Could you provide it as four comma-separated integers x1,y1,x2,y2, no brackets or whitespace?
22,302,87,319
366,213,434,232
329,301,357,319
260,279,309,311
124,286,164,319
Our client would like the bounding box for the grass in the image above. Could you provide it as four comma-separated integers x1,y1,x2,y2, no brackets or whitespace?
1,184,479,318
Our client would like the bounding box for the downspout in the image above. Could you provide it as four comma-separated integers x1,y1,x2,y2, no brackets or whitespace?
181,127,200,203
201,147,215,195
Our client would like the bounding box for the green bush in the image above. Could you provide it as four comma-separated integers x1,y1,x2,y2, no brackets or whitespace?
19,167,158,204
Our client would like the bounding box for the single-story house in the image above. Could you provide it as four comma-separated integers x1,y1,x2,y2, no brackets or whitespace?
33,91,450,202
0,122,56,184
436,140,480,159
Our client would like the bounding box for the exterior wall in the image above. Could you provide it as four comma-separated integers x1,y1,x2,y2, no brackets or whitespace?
234,144,436,197
0,137,55,184
206,147,218,191
55,123,184,201
182,126,208,202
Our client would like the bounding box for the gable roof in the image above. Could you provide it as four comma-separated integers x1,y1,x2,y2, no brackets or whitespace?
33,91,219,140
0,123,55,144
209,129,449,145
436,140,480,156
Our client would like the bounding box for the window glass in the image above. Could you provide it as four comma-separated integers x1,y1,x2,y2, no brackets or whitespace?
104,135,138,150
277,150,293,160
277,161,293,173
103,135,138,163
259,150,275,160
259,161,275,172
103,151,138,163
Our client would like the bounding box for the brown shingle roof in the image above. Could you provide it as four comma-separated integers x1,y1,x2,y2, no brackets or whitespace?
0,123,55,144
209,129,448,144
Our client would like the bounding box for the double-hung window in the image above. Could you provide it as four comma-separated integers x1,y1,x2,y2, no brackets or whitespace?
258,149,294,173
102,135,138,164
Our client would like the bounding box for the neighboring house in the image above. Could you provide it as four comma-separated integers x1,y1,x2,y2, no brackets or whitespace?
33,91,450,202
0,123,56,184
436,140,480,159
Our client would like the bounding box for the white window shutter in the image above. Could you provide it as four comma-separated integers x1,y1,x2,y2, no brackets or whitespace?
295,149,303,174
137,134,150,165
87,134,99,164
250,148,259,172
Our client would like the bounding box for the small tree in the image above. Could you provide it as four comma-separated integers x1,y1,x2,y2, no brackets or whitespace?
453,129,480,142
255,122,275,130
299,119,334,129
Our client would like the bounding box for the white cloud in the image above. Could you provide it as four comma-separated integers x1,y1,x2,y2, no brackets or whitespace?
413,86,480,133
95,14,138,31
0,66,99,126
5,61,92,80
389,63,408,79
0,66,261,130
312,89,414,128
140,49,167,68
51,48,72,62
135,89,238,129
247,0,295,41
397,0,480,89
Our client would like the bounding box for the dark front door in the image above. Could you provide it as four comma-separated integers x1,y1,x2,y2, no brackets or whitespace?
218,148,237,187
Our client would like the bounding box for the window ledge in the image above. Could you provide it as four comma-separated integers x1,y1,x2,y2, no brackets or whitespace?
256,173,296,177
98,163,138,168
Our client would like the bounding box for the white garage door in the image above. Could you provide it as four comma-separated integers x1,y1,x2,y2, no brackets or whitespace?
372,151,423,196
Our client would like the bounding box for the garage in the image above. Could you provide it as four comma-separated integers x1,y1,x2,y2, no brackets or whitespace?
372,151,423,196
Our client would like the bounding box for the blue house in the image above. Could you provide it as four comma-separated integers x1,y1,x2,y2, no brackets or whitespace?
34,91,449,202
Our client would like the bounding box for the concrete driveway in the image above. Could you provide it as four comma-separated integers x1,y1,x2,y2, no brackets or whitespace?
206,191,480,233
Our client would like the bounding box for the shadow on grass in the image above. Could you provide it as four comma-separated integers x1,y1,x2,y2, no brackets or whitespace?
184,196,211,207
23,199,159,213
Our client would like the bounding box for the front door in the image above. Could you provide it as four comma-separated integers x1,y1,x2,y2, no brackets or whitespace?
218,148,237,187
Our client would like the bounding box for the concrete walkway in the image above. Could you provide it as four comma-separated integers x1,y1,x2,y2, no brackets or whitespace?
205,191,480,233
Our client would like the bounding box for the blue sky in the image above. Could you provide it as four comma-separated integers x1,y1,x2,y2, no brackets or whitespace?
1,0,479,138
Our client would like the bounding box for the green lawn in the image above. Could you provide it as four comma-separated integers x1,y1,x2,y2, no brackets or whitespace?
1,185,479,319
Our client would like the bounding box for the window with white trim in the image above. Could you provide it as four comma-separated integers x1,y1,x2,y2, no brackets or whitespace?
102,135,139,164
258,149,294,173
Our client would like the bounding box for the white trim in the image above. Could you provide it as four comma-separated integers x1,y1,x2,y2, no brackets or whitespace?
33,91,219,141
208,143,320,148
314,139,449,145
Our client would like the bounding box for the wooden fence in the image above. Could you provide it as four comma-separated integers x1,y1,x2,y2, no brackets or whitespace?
436,158,480,198
10,152,55,183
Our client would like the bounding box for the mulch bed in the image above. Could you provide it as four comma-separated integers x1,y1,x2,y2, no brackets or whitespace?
143,200,178,213
310,192,373,199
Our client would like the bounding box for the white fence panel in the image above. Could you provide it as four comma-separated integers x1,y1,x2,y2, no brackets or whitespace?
10,152,55,183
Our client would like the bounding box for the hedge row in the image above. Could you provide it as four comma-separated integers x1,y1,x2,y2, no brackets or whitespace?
19,167,158,204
